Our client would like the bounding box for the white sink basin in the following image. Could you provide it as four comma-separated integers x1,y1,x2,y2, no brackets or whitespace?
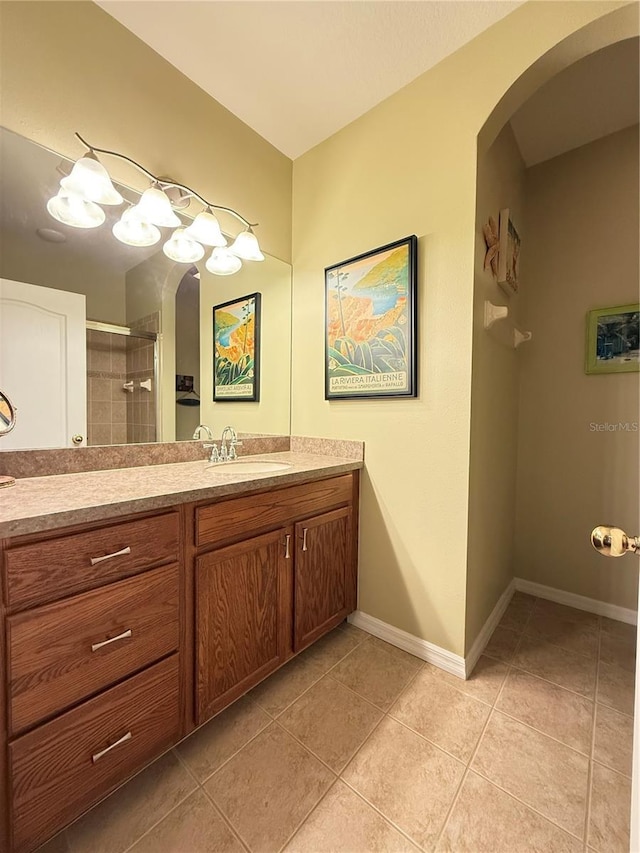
206,459,293,475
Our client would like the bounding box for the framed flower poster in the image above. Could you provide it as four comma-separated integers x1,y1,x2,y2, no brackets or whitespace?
213,292,261,401
585,303,639,375
497,208,521,295
324,235,418,400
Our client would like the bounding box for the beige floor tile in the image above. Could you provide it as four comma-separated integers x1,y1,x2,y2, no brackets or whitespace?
285,781,418,852
472,711,589,837
496,669,593,754
176,695,271,782
425,656,509,706
338,622,369,642
128,790,244,853
330,638,421,710
250,655,325,717
513,635,597,697
533,599,600,628
342,716,464,849
391,668,490,762
525,611,599,657
597,661,635,715
601,617,636,642
498,594,536,633
484,626,520,663
600,631,636,672
438,655,509,705
593,703,634,776
279,676,383,771
436,771,582,853
205,723,334,853
299,626,364,672
588,762,631,853
66,752,197,853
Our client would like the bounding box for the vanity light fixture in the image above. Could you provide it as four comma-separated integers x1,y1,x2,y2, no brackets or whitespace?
112,206,161,247
163,227,205,263
47,188,106,229
47,133,264,275
205,247,243,276
60,151,124,205
183,207,227,247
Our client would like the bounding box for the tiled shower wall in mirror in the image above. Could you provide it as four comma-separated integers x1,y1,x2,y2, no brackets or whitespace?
86,313,158,446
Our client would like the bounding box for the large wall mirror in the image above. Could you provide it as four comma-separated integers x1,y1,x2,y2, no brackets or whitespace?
0,127,292,450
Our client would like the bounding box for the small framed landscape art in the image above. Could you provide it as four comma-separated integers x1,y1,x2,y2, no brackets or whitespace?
213,292,261,401
585,303,640,375
325,235,418,400
497,208,521,295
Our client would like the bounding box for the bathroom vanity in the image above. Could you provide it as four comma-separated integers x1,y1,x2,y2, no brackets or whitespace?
0,452,361,852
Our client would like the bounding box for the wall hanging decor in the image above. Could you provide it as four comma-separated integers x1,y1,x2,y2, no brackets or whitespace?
483,215,500,276
497,208,521,295
213,293,261,400
324,235,417,400
585,303,639,375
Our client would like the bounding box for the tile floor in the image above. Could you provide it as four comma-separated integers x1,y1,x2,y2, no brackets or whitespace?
41,594,635,853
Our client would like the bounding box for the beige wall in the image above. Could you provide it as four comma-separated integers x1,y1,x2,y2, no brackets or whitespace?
175,274,201,442
465,124,526,651
515,125,640,610
198,254,292,437
0,1,292,263
291,1,635,656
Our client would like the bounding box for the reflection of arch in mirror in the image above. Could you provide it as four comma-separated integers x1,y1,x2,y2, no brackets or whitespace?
175,267,201,441
0,390,17,488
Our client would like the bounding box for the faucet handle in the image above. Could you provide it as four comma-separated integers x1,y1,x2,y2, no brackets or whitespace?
203,443,220,463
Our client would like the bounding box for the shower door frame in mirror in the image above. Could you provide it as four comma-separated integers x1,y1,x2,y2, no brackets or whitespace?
85,321,160,446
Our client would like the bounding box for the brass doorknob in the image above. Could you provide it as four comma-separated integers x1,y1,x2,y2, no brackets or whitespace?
591,526,640,557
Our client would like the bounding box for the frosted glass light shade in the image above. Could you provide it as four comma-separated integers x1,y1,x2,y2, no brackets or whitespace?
112,207,161,247
60,153,123,205
183,208,226,247
205,247,242,276
47,189,106,229
163,228,205,263
131,186,181,227
228,227,264,261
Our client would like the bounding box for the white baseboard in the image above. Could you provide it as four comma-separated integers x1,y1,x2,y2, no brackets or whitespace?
514,578,637,625
348,611,466,679
465,579,515,677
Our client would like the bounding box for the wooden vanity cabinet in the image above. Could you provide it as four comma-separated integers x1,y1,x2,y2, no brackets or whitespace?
0,470,359,852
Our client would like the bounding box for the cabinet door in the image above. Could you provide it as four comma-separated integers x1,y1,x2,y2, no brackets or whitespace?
196,529,291,723
294,507,352,652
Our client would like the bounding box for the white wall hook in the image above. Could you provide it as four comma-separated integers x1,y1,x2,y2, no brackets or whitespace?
140,379,152,392
513,328,532,348
122,381,134,393
484,301,509,330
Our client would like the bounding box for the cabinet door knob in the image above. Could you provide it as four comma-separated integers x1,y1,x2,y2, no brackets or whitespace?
284,534,291,559
301,528,308,552
92,731,132,764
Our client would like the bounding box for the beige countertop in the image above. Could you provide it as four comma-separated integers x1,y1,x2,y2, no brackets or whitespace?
0,452,363,538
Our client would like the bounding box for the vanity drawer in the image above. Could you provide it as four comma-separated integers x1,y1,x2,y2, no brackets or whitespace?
196,474,353,548
8,564,179,735
9,654,179,853
4,511,180,610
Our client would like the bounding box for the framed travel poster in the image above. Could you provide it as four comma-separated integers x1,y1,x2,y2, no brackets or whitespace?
585,303,639,375
325,235,418,399
213,292,261,401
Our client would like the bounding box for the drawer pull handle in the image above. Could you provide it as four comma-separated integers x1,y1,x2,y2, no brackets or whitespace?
284,534,291,559
91,629,132,652
301,528,308,552
92,731,132,764
90,546,131,566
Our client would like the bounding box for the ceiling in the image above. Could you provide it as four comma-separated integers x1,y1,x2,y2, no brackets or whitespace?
97,0,523,159
511,37,640,167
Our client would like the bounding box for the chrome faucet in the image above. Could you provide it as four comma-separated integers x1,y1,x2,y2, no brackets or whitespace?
220,425,242,461
192,424,213,441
